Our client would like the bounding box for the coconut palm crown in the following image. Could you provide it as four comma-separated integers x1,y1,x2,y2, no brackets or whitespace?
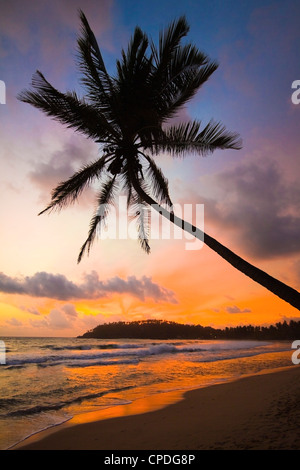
18,12,240,259
18,11,300,310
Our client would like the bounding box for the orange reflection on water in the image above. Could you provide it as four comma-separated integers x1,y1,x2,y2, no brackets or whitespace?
69,389,185,426
62,348,293,430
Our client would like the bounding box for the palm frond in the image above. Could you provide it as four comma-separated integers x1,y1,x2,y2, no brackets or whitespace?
114,27,154,135
151,47,218,121
159,61,218,120
78,10,110,81
119,169,134,209
140,153,173,207
18,71,119,141
77,176,118,263
117,27,149,79
77,10,115,113
150,120,242,156
148,17,218,122
156,16,189,68
120,167,151,254
39,155,109,215
129,195,151,254
168,43,209,76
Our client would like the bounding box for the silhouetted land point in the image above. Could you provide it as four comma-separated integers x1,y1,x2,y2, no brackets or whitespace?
78,319,300,340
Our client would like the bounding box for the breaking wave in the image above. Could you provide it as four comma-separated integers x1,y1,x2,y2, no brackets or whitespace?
5,340,280,369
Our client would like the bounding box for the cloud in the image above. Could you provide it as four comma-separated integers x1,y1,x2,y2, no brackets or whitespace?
6,317,23,326
0,0,114,61
204,160,300,259
61,304,78,318
225,305,252,314
0,270,177,303
28,303,125,332
28,136,98,204
46,308,75,330
293,259,300,287
29,317,49,329
27,304,79,331
26,308,41,316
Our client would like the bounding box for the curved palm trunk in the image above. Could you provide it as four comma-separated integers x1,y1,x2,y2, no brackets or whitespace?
131,176,300,311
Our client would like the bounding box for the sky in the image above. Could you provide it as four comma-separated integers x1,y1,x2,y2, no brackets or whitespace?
0,0,300,336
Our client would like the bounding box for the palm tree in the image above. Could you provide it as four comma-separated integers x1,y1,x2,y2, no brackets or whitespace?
18,11,300,310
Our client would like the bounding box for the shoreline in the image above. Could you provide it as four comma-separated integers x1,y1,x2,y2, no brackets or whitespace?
11,365,300,450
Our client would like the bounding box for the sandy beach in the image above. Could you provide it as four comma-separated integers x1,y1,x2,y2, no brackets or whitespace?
12,366,300,450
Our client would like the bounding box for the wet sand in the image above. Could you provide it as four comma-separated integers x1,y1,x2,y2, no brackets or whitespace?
12,366,300,450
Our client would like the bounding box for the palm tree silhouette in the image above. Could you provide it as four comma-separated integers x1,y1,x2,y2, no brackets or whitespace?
18,11,300,310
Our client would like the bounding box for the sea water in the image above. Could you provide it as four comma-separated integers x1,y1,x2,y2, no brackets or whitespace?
0,337,293,449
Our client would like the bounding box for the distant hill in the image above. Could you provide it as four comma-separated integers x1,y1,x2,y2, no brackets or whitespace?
78,319,300,340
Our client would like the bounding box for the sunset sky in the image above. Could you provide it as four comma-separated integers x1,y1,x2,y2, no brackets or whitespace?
1,0,300,336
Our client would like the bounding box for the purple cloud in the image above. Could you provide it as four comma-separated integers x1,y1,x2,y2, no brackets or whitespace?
0,0,114,60
226,305,252,314
203,160,300,259
28,136,98,204
0,270,177,303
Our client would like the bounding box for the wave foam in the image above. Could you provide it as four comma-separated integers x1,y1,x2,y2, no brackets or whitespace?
5,339,278,369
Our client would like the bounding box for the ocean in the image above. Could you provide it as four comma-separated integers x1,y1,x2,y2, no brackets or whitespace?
0,336,293,450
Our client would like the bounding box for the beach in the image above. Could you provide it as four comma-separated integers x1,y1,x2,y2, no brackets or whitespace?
12,366,300,450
